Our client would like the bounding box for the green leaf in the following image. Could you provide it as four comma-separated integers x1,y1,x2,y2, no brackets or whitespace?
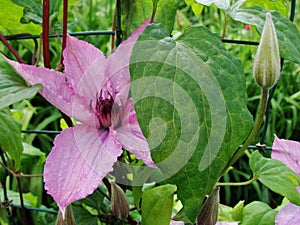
22,142,46,164
241,201,277,225
218,201,244,222
11,0,62,25
185,0,204,17
241,0,287,16
0,189,34,206
218,204,235,222
11,0,43,24
72,205,99,225
155,0,180,33
132,186,143,210
130,24,253,221
250,151,300,205
0,58,41,110
121,0,153,39
0,0,41,34
0,108,23,170
228,6,300,64
79,186,105,210
195,0,230,10
0,207,9,225
142,184,177,225
121,0,178,38
232,200,244,222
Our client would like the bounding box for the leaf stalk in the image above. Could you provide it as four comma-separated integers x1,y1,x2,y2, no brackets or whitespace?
220,88,269,177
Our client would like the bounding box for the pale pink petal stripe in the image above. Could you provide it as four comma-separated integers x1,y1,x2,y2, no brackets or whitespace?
72,124,123,173
272,136,300,175
44,125,122,214
115,98,156,168
106,20,150,104
5,58,75,117
63,36,107,100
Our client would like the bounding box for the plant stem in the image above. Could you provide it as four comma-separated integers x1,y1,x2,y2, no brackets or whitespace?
116,0,122,47
0,34,25,63
221,14,229,40
220,88,269,177
217,176,258,186
42,0,50,68
58,0,68,70
0,149,9,201
0,161,42,177
111,2,117,52
16,176,28,225
150,0,158,23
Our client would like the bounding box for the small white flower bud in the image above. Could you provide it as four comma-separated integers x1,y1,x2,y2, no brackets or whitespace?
253,12,281,89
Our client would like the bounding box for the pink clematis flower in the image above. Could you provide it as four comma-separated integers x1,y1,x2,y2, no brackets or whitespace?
5,20,155,215
275,188,300,225
272,136,300,225
272,136,300,174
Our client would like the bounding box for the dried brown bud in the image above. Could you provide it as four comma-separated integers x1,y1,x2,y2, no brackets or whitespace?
197,187,220,225
253,12,281,89
111,182,129,220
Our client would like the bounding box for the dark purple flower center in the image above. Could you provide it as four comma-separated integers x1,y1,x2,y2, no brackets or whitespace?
96,90,114,129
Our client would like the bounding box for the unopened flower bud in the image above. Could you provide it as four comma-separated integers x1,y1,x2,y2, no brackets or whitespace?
253,12,280,89
197,187,219,225
55,205,76,225
111,182,129,220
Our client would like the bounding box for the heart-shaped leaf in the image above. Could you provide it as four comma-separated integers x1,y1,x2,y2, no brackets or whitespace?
142,184,177,225
241,201,277,225
250,151,300,205
241,0,287,15
228,6,300,64
130,23,253,221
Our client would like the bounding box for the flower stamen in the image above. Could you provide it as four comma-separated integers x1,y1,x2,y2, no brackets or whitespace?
96,90,114,129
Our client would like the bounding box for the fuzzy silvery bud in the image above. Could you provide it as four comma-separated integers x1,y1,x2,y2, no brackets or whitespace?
253,12,280,89
111,182,129,220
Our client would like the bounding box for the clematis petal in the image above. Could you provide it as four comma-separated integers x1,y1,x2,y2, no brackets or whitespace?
272,136,300,174
5,57,96,125
275,203,300,225
63,35,107,100
5,58,76,117
44,124,123,215
275,187,300,225
115,98,156,168
106,20,150,105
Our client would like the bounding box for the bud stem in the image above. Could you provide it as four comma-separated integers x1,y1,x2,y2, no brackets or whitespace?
220,88,269,177
217,175,258,186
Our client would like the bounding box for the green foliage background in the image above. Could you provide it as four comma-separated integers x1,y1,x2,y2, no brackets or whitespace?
0,0,299,224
